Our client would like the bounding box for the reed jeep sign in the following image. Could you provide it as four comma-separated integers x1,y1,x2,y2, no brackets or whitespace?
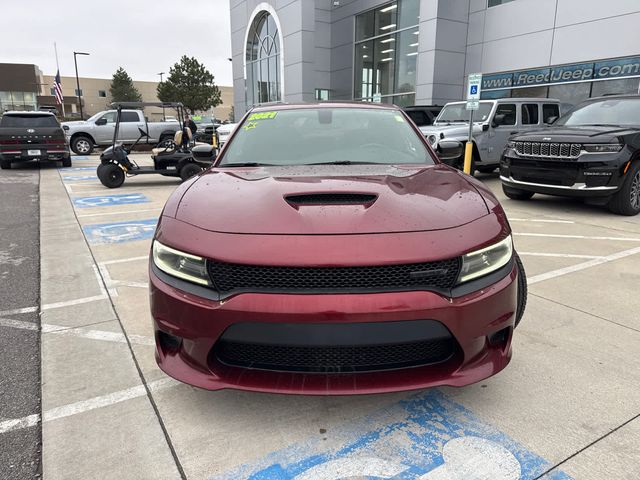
482,55,640,91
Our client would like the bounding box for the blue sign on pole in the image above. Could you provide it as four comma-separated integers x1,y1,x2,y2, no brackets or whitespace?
213,390,572,480
82,218,158,244
73,193,150,208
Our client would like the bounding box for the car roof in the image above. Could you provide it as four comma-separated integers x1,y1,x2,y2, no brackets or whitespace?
444,98,560,105
250,102,401,113
2,110,56,115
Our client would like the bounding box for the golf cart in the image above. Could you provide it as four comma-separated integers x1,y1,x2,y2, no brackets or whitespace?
97,102,217,188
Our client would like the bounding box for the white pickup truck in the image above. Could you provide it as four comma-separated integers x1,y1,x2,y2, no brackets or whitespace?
62,110,181,155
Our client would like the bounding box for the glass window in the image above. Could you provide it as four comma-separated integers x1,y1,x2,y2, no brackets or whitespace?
488,0,517,7
374,3,398,38
397,0,419,29
99,112,118,124
521,104,539,124
75,89,83,97
246,11,281,107
315,89,330,101
435,102,494,124
98,90,107,98
0,114,58,128
548,82,591,108
374,34,396,96
556,98,640,127
405,109,430,126
395,29,418,97
220,108,435,166
591,78,640,97
355,9,375,41
542,104,560,123
121,111,140,122
495,104,516,125
511,86,548,98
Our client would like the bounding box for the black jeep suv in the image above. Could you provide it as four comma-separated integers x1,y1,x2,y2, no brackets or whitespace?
0,111,71,169
500,95,640,215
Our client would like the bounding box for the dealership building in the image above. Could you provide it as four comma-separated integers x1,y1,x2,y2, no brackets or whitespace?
229,0,640,114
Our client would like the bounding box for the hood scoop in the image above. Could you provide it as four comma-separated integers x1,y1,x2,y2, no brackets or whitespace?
285,193,378,207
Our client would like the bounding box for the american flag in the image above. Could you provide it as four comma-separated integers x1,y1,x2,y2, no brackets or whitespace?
54,70,64,105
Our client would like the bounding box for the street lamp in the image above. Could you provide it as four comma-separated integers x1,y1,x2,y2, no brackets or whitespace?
73,51,90,119
157,72,165,120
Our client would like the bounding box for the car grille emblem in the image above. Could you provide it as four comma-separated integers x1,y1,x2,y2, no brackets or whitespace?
543,137,551,141
27,128,35,133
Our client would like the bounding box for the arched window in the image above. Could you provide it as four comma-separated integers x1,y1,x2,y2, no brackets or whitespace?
246,11,281,106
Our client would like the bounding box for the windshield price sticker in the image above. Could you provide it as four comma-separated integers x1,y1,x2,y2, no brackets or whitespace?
248,111,278,121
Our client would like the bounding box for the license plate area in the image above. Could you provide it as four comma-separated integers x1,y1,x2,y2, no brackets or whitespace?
27,149,41,156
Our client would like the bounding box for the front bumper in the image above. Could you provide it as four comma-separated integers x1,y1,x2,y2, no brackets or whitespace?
500,148,630,197
149,259,518,395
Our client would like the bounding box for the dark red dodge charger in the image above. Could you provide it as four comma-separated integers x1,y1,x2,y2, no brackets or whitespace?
149,103,527,395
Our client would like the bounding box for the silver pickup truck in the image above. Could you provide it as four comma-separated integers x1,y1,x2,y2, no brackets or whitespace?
420,98,562,174
62,110,180,154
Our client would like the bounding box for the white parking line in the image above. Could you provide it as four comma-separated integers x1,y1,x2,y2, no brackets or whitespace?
99,255,148,265
0,294,108,317
509,218,574,224
528,246,640,285
0,317,154,346
0,378,177,435
514,232,640,242
518,252,605,260
77,208,162,218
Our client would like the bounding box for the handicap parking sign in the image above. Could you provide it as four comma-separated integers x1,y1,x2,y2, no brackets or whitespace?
73,193,150,209
470,85,478,95
213,390,571,480
83,218,158,244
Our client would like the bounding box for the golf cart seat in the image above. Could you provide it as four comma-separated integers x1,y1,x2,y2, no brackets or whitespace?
191,144,217,161
151,128,193,156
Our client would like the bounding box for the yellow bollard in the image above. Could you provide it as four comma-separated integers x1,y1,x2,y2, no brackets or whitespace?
463,141,474,174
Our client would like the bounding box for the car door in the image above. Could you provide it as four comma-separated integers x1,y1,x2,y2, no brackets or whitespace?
520,102,541,134
118,111,146,142
94,111,117,143
486,102,517,163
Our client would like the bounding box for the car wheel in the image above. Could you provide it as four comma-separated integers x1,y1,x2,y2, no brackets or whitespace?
608,161,640,216
71,136,94,155
62,157,72,168
502,185,534,200
477,165,496,174
0,158,10,170
99,163,125,188
180,162,203,182
515,253,527,328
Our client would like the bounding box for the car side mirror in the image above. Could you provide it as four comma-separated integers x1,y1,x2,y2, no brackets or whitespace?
95,118,107,126
545,115,558,125
491,114,506,128
482,123,490,132
436,140,464,161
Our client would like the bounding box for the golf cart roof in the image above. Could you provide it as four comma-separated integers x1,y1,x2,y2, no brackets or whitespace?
110,102,184,108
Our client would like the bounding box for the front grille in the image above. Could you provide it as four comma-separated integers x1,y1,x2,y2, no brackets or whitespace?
207,258,462,293
215,338,455,372
285,193,377,206
515,141,581,159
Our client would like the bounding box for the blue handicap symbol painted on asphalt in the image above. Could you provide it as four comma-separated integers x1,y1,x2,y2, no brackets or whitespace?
63,175,98,181
60,166,96,171
73,193,150,208
213,390,571,480
72,155,90,160
83,218,158,244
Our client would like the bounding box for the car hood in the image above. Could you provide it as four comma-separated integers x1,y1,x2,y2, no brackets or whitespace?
513,125,640,143
419,123,484,139
61,120,88,128
174,164,489,234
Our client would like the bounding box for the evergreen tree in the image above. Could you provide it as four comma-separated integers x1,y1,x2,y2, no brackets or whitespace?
157,56,222,114
109,67,142,102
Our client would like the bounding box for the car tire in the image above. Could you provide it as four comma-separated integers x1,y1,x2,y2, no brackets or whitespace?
515,253,527,328
477,165,496,174
502,185,534,200
99,163,125,188
0,158,10,170
71,136,94,155
608,161,640,216
62,157,72,168
180,162,203,182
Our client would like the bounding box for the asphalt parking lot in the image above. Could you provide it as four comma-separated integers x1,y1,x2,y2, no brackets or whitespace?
1,153,640,480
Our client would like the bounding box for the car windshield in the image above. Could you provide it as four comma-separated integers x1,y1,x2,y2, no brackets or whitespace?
0,114,58,128
218,108,435,166
435,102,494,124
556,98,640,127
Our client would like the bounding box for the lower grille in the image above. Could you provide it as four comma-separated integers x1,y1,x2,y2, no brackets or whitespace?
207,258,462,294
215,338,455,373
510,159,579,186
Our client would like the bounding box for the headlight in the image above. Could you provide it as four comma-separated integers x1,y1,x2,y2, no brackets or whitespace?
152,240,209,286
507,140,516,149
427,134,438,146
582,143,623,153
458,236,513,284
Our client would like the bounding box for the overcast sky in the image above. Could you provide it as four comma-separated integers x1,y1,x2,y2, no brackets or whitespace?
1,0,233,85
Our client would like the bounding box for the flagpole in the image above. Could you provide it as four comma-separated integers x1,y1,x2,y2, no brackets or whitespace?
54,42,66,117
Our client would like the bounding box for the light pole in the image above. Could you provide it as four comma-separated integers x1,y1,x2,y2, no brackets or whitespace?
157,72,165,120
73,51,90,119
